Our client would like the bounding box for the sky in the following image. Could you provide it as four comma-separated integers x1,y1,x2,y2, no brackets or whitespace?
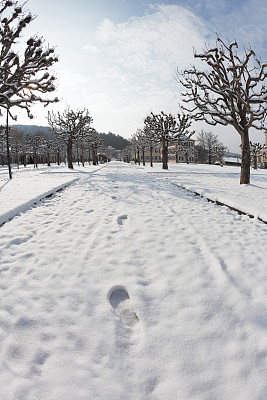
6,0,267,151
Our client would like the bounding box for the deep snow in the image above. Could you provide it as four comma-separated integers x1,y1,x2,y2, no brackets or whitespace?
0,161,267,400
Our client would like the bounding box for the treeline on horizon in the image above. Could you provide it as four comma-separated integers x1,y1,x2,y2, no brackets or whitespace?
12,125,130,151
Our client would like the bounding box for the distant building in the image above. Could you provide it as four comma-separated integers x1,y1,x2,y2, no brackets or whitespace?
257,131,267,168
133,139,197,164
168,138,197,163
139,146,162,163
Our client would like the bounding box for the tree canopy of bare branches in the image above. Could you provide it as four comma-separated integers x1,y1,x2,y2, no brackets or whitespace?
178,37,267,183
0,0,59,116
144,111,193,169
0,0,59,178
196,130,227,165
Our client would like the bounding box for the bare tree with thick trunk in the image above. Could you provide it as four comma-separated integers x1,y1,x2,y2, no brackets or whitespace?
0,0,59,178
144,112,192,169
178,37,266,184
48,109,89,169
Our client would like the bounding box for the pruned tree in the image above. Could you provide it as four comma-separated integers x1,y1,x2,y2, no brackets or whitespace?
144,112,192,169
87,128,103,165
143,117,158,167
134,129,147,166
25,133,43,168
48,109,86,169
250,141,266,169
121,145,131,163
178,37,266,184
76,110,93,167
0,0,59,178
196,130,227,164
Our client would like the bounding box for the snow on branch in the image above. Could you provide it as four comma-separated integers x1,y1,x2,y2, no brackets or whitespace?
0,0,59,118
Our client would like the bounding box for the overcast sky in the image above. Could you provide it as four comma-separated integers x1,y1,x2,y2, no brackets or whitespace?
11,0,267,151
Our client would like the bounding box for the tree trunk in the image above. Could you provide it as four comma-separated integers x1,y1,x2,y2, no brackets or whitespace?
240,132,250,184
88,146,91,165
137,150,140,165
150,146,153,167
92,148,97,165
34,151,38,168
47,151,50,166
142,149,145,166
162,138,168,170
67,136,73,169
81,144,84,167
208,147,212,164
252,155,257,170
6,110,12,179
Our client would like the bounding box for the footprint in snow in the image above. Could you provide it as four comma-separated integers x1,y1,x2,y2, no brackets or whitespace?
117,215,128,225
109,288,139,327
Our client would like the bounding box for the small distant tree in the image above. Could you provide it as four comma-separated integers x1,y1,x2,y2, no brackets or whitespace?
25,133,43,168
250,141,266,169
144,112,193,169
132,129,147,166
196,130,226,164
179,37,267,184
143,118,158,167
48,109,87,169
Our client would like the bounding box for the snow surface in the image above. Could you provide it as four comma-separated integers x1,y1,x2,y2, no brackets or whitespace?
0,161,267,400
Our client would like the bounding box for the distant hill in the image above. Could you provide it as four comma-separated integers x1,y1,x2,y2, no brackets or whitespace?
12,125,130,150
99,132,129,150
12,124,53,138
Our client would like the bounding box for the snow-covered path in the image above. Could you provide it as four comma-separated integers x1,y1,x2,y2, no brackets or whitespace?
0,162,267,400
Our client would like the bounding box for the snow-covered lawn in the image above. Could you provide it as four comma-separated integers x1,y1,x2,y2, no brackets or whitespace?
0,161,267,400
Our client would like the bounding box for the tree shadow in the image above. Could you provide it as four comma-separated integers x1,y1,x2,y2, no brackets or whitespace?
0,180,11,191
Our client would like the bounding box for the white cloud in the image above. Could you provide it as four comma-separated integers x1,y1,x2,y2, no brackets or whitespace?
94,5,208,85
82,44,100,53
81,5,210,137
57,69,91,90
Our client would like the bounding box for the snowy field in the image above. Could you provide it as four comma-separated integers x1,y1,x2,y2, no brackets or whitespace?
0,161,267,400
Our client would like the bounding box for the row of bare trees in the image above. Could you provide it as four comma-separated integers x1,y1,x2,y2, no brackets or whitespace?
0,108,110,169
123,111,195,169
178,37,266,184
47,108,106,169
124,37,266,183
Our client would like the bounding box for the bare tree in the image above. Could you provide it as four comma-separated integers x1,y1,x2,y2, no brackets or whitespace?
134,129,147,166
144,112,192,169
143,118,158,167
196,130,226,164
48,109,86,169
25,133,43,168
250,141,266,169
178,37,266,184
0,0,59,178
76,110,93,167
